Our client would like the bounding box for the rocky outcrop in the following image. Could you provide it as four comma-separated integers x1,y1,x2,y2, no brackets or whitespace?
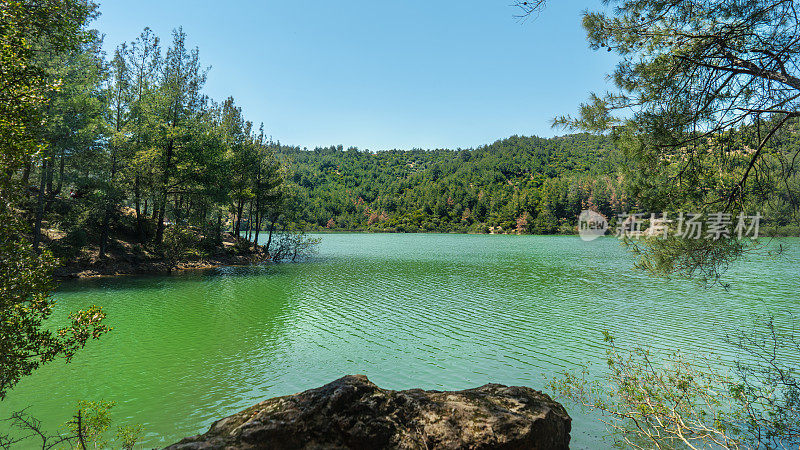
165,375,570,450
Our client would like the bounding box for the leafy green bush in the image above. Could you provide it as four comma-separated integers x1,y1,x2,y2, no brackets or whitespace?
234,236,253,254
557,223,575,235
764,224,800,237
115,423,145,450
51,228,88,260
163,226,199,266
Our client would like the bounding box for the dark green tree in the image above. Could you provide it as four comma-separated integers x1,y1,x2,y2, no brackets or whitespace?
152,28,207,246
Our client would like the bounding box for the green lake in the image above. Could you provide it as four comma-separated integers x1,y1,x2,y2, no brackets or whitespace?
3,234,799,448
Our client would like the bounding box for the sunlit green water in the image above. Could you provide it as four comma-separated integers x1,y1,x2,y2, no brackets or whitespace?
3,234,799,448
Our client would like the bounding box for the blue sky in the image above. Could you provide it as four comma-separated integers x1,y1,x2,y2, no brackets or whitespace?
94,1,617,151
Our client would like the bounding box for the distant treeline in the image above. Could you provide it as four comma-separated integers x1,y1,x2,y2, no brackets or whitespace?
276,134,627,234
275,128,800,236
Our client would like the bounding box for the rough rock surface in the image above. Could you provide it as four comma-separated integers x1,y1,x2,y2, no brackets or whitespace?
165,375,570,450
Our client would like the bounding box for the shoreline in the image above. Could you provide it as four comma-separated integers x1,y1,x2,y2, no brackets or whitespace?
307,228,799,237
54,232,798,280
53,253,270,280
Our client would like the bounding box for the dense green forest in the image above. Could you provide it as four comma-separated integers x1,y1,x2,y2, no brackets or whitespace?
276,127,800,236
277,134,625,234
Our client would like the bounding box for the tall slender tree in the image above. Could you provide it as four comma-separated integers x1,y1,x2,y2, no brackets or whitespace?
153,28,207,246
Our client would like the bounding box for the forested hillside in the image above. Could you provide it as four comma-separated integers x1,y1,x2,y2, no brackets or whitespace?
277,124,800,236
278,134,627,233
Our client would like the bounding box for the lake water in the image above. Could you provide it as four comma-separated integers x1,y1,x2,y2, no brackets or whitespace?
3,234,799,448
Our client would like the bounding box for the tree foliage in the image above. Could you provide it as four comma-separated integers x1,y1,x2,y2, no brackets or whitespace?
0,217,108,400
553,0,800,280
0,0,109,401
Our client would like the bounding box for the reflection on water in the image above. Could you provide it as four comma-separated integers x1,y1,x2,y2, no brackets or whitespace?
4,234,799,448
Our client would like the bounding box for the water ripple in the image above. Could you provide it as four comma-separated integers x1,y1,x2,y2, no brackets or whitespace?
3,234,798,449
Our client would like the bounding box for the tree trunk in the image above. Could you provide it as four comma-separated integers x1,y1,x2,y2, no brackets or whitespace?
264,213,277,257
155,198,166,245
43,154,56,213
216,212,222,247
99,148,118,258
234,198,244,241
155,140,174,246
55,148,65,195
32,159,48,252
151,196,161,242
174,194,182,224
246,200,254,242
134,175,144,242
21,157,31,186
45,156,54,196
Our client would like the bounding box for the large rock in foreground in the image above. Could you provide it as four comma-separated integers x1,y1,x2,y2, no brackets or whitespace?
165,375,570,450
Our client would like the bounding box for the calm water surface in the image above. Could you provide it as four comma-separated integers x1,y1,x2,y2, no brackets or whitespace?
3,234,799,448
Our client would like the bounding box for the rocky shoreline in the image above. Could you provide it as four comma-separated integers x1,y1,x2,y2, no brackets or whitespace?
166,375,571,450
